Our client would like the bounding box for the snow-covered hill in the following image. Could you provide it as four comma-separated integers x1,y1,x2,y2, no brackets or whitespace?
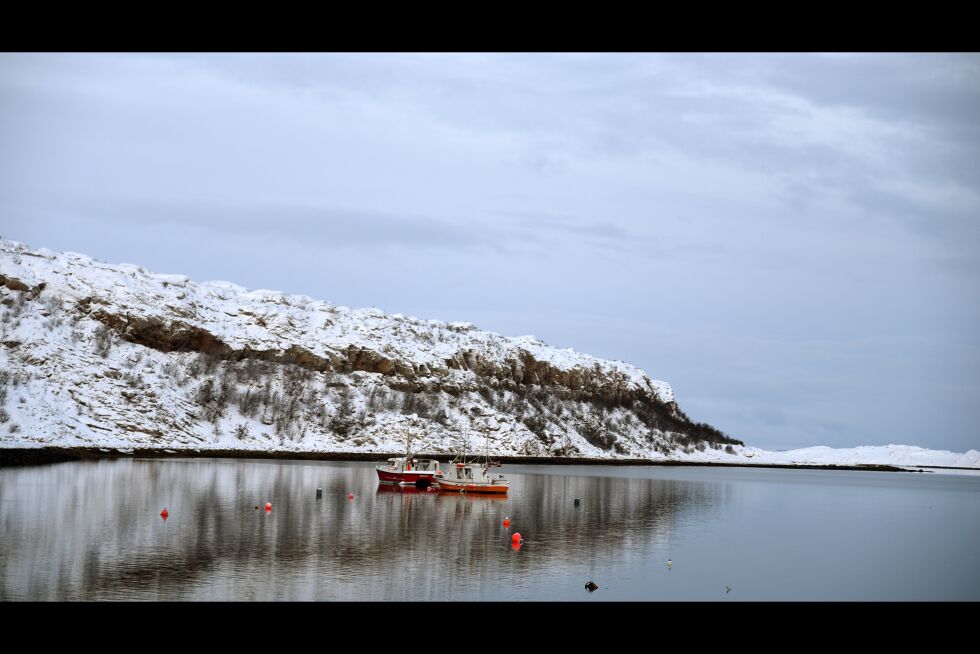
1,239,975,471
0,239,736,459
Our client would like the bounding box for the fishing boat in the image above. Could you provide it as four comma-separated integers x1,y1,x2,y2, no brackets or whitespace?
375,436,443,488
435,432,509,494
435,459,509,494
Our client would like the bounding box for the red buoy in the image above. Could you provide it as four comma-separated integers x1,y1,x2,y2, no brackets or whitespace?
265,502,272,511
503,517,510,527
511,541,522,551
512,532,521,542
160,508,169,520
348,493,354,500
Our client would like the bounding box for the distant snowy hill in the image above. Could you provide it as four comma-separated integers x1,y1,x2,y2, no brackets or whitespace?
1,239,975,471
657,443,980,470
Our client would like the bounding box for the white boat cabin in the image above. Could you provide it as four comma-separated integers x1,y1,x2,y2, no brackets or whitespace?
382,457,441,472
445,461,500,482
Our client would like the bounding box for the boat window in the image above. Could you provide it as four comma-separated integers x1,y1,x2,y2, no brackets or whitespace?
465,468,472,479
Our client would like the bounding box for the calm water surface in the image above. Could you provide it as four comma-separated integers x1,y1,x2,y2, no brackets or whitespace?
1,458,978,600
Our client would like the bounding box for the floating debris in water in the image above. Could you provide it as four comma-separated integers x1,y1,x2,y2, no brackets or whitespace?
585,581,598,592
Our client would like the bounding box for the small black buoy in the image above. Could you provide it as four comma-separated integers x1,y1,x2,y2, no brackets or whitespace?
574,498,581,506
316,488,322,499
585,581,598,592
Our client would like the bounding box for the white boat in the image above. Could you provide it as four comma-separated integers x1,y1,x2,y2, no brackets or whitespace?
435,431,509,494
435,458,509,494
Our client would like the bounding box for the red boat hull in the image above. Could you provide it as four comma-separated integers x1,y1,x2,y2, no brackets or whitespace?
376,468,438,485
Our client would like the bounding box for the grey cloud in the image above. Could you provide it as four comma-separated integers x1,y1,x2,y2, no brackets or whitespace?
763,54,980,136
54,196,508,253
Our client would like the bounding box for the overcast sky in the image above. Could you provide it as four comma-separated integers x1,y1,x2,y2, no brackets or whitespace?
1,53,977,452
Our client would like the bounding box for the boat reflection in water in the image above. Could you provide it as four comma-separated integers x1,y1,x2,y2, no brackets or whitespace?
374,482,507,502
435,490,508,503
375,483,439,495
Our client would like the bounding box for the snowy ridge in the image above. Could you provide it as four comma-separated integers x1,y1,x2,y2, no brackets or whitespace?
1,241,672,401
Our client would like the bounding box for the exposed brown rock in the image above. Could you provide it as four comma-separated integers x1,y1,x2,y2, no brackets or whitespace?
0,274,44,297
80,306,678,417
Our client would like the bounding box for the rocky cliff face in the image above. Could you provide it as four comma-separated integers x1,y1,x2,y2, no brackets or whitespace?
0,239,740,457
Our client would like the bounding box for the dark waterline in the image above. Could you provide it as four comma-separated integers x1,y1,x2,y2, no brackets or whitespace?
1,459,978,600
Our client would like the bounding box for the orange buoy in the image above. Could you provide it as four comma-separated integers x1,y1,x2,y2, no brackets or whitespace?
265,502,272,511
160,508,169,519
511,532,521,542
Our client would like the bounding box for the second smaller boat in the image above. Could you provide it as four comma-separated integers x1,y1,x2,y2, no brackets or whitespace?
436,459,509,494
